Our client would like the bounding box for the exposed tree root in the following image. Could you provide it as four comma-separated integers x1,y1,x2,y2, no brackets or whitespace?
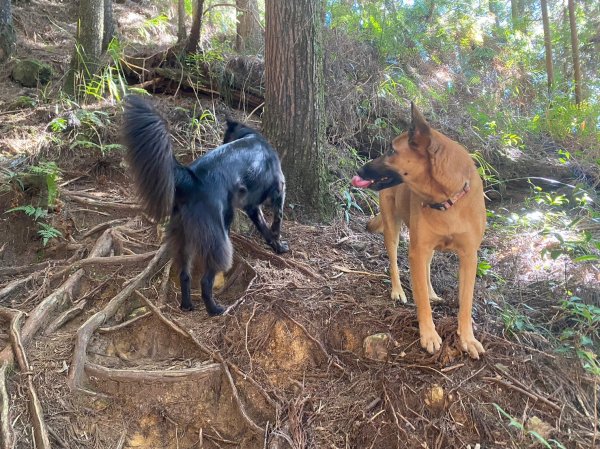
0,271,39,301
483,376,561,412
62,190,141,212
0,308,50,449
43,300,87,336
85,363,221,383
0,361,12,449
67,245,169,390
135,290,270,434
80,218,130,239
0,229,114,364
231,233,323,280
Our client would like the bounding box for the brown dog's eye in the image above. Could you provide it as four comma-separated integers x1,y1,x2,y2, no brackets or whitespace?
387,148,395,156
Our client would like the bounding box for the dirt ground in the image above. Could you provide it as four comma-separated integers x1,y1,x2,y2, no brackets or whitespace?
0,2,599,449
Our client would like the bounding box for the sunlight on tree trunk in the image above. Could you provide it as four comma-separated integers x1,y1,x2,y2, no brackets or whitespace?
541,0,554,92
235,0,261,54
263,0,331,219
185,0,205,54
0,0,16,63
64,0,104,96
567,0,582,105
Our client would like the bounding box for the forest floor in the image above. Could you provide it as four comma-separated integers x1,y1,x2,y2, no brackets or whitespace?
0,2,598,449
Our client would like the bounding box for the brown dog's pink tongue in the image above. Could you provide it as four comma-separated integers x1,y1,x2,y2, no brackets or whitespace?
351,175,372,188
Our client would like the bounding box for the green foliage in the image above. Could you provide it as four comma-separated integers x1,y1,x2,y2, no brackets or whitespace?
6,204,48,221
138,13,170,41
30,162,61,208
5,204,62,248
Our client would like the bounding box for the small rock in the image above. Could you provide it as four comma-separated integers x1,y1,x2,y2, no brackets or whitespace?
363,332,392,361
424,384,445,410
526,416,554,440
11,59,53,87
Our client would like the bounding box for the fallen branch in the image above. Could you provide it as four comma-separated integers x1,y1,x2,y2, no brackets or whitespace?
483,376,561,412
80,218,130,239
85,362,221,383
0,361,12,449
0,308,51,449
231,234,323,280
70,251,156,270
331,264,387,277
62,191,141,212
98,311,152,333
0,260,59,279
68,245,169,390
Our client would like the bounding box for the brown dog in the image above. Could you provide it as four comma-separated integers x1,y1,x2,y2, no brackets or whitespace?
352,103,486,359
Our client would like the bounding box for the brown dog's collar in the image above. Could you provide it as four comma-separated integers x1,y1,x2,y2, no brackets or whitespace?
424,182,470,211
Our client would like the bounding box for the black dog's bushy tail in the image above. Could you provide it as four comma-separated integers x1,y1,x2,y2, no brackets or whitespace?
122,96,183,221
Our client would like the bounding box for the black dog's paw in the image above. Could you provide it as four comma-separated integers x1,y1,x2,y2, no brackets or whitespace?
207,304,225,316
180,302,195,312
272,240,289,254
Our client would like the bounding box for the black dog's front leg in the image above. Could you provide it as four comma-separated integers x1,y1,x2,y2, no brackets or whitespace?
269,187,288,252
245,206,288,254
201,268,225,316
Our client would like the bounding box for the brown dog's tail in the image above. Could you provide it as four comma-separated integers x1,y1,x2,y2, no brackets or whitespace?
366,214,384,233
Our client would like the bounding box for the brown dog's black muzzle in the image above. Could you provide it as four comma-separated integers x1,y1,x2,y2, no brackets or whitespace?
356,158,404,191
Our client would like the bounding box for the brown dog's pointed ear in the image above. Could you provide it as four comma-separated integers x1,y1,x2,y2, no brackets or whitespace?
409,102,431,149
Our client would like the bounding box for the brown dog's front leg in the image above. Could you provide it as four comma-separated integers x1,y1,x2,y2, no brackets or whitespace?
380,193,406,303
457,250,485,359
409,245,442,354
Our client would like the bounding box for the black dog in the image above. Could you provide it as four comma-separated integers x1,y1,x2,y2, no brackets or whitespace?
122,96,288,315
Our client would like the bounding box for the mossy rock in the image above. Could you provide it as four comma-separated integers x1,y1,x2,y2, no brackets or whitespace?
11,59,53,87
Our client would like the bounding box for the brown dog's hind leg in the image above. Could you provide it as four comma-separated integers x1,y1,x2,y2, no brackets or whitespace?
409,245,442,354
380,193,407,303
456,250,485,359
426,252,442,302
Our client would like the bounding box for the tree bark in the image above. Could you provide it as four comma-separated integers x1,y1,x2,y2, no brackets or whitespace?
64,0,104,95
263,0,331,218
510,0,518,29
177,0,187,43
0,0,16,63
541,0,554,91
235,0,261,53
102,0,115,51
567,0,582,104
185,0,205,54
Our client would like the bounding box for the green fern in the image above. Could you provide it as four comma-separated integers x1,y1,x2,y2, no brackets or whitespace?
37,223,62,247
5,205,48,221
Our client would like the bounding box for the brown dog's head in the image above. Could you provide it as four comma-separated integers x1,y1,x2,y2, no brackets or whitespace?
352,102,433,191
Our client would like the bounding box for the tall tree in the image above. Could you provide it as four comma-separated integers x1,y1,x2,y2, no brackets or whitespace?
102,0,115,51
185,0,205,53
0,0,16,63
567,0,582,104
177,0,187,43
235,0,261,53
263,0,330,217
64,0,104,95
541,0,554,91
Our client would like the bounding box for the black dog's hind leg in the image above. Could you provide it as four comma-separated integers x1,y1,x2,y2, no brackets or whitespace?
201,268,225,316
245,203,288,254
179,257,194,311
270,185,287,247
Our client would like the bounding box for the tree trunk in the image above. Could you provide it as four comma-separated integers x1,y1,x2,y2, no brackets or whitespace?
263,0,331,218
177,0,187,43
185,0,205,54
510,0,518,28
541,0,554,91
235,0,261,54
567,0,582,104
0,0,16,63
102,0,115,51
64,0,104,96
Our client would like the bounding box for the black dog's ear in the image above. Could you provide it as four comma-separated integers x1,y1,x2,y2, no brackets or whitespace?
223,118,239,143
408,102,431,150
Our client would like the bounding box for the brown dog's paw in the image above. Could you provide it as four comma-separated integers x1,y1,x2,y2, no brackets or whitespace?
459,335,485,359
419,327,442,354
